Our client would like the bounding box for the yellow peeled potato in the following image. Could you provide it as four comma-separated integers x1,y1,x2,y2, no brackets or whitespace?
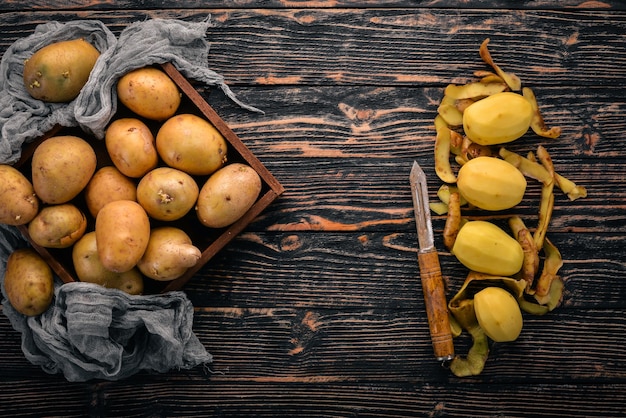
4,248,54,316
137,227,201,281
28,203,87,248
116,67,181,121
95,200,150,273
105,118,158,178
196,163,262,228
463,92,533,146
84,166,137,218
0,165,39,226
72,231,144,295
31,135,97,204
474,287,523,342
156,113,228,176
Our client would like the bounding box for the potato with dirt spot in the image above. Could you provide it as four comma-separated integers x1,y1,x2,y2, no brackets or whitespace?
137,227,201,281
72,231,144,295
28,203,87,248
23,38,100,103
105,118,158,178
95,200,150,273
4,248,54,316
84,166,137,218
156,113,228,176
137,167,199,221
117,67,181,121
0,165,39,226
31,135,97,204
196,163,262,228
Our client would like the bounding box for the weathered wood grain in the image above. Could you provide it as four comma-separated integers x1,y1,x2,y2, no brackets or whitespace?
1,9,626,88
0,3,625,417
1,0,626,11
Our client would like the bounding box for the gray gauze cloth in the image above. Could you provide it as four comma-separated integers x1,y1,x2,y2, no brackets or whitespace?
1,224,210,381
0,17,263,380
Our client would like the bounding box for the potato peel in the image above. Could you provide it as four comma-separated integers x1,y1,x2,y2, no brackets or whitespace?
479,38,521,91
523,87,561,139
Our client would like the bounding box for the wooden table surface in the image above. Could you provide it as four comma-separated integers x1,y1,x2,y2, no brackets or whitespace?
1,1,625,417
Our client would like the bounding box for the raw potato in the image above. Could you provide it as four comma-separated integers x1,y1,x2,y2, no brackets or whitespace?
117,67,181,121
28,203,87,248
137,227,201,281
156,113,228,176
4,248,54,316
474,287,523,342
31,135,97,204
137,167,199,221
72,231,144,295
463,92,532,145
0,165,39,226
196,163,262,228
23,38,100,103
456,156,527,211
451,220,524,277
95,200,150,273
105,118,158,178
84,166,137,218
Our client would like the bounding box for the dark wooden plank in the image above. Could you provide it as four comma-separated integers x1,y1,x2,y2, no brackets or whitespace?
2,307,625,382
46,381,626,418
1,0,626,11
174,231,626,309
1,10,626,88
0,4,625,418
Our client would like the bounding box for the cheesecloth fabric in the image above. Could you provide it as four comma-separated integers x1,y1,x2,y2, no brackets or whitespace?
0,17,259,381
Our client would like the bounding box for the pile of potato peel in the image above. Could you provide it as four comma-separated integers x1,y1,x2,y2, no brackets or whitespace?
430,38,588,377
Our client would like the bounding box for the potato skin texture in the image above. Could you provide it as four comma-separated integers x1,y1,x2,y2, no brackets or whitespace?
72,231,144,295
95,200,150,273
137,227,201,281
28,203,87,248
31,135,97,204
196,163,262,228
84,166,137,218
156,114,228,176
105,118,158,178
4,248,54,316
23,38,100,103
117,67,181,121
0,165,39,226
137,167,199,221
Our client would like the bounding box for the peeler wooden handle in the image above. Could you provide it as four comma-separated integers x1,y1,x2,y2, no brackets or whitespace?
418,248,455,361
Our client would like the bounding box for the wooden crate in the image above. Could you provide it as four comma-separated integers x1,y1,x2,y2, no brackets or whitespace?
13,63,284,294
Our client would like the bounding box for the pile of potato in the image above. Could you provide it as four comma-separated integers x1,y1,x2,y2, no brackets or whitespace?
2,39,263,316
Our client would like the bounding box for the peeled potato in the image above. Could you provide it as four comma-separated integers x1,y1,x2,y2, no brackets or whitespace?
0,165,39,226
116,67,181,121
196,163,262,228
105,118,158,178
4,248,54,316
474,287,523,342
31,135,97,204
28,203,87,248
84,166,137,218
156,113,228,176
137,226,201,281
72,231,144,295
95,200,150,273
